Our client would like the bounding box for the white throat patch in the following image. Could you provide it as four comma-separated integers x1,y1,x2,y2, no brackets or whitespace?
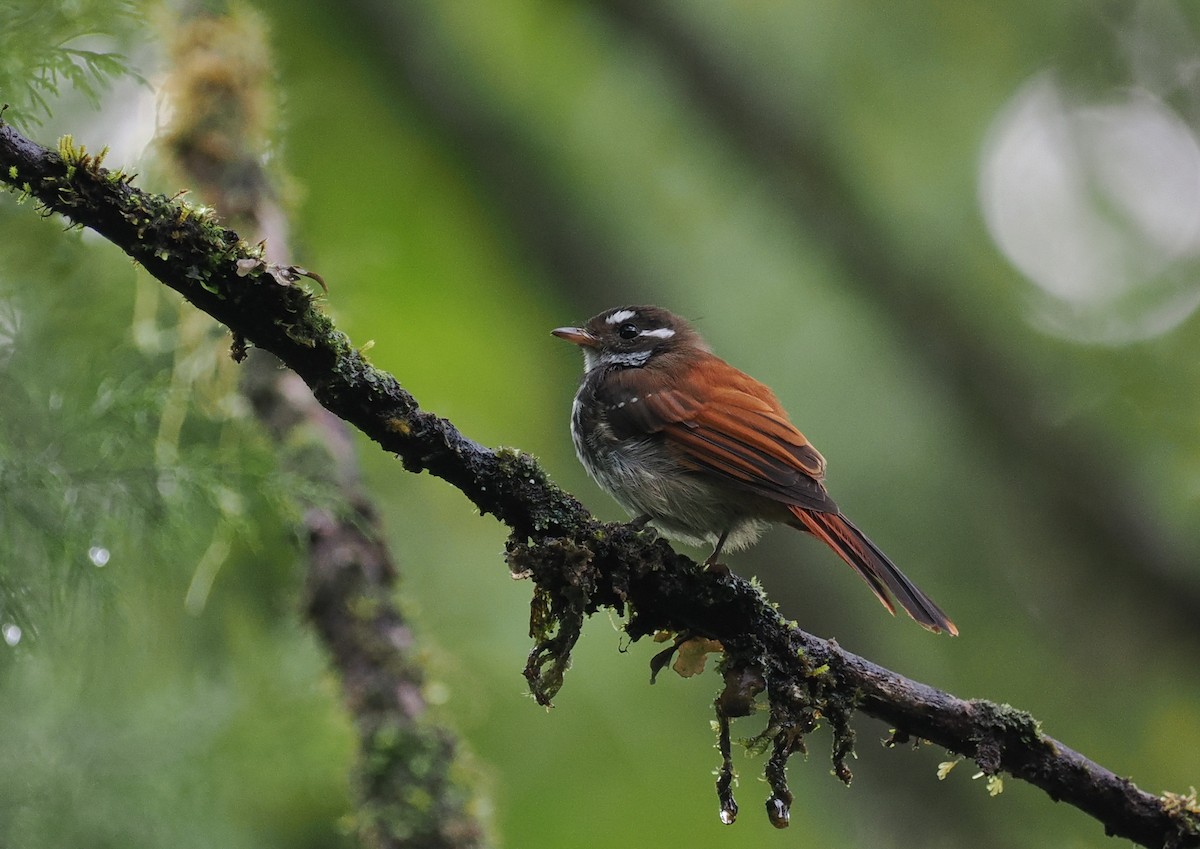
599,350,651,368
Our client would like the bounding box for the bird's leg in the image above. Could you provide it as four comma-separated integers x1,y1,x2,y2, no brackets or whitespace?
703,530,731,573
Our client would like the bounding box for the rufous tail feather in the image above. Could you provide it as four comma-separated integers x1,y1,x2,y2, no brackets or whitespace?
789,507,958,636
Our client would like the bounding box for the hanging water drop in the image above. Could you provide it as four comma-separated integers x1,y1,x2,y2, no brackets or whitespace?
766,795,791,829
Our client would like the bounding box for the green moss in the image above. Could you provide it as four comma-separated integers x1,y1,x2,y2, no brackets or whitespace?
1162,787,1200,842
55,133,108,176
968,699,1045,745
355,719,479,846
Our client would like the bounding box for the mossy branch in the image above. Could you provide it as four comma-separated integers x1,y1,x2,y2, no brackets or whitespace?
2,120,1196,849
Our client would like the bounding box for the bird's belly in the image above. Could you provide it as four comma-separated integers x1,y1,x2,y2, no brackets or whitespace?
576,433,771,552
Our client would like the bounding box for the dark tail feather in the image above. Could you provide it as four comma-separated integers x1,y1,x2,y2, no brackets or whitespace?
790,508,958,636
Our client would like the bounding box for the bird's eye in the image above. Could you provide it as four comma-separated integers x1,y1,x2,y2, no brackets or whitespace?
618,323,639,340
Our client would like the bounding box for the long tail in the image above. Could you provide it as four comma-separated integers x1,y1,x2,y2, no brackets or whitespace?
789,508,958,636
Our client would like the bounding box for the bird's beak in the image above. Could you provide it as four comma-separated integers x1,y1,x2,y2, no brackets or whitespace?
551,326,599,348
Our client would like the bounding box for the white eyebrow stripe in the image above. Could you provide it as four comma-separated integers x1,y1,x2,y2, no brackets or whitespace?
640,327,675,338
605,309,636,324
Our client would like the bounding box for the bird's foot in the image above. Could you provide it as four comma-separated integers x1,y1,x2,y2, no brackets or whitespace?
626,515,658,543
703,558,731,576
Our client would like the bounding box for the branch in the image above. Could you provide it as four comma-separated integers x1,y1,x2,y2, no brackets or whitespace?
2,120,1196,849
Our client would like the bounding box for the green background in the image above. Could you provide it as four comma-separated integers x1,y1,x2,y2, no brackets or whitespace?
2,2,1199,848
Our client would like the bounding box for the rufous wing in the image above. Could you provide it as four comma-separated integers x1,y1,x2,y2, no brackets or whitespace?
601,355,836,512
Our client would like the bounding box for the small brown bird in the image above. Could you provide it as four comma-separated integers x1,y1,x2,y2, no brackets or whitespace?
553,305,957,635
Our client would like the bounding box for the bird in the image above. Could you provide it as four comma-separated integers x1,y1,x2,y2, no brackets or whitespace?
552,305,957,635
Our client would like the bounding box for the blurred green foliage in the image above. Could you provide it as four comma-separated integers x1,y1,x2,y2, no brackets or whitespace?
0,208,355,847
0,0,147,130
3,1,1200,848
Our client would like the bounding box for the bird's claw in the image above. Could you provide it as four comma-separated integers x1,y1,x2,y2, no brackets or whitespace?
703,558,731,576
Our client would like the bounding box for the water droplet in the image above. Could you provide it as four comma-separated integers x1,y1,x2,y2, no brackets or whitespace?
766,795,791,829
88,546,110,567
718,808,736,825
3,624,22,646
